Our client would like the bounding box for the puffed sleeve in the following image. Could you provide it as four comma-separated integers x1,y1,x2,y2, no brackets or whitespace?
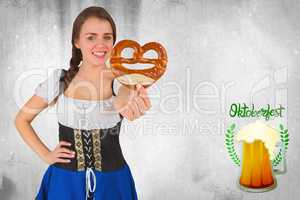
34,69,64,103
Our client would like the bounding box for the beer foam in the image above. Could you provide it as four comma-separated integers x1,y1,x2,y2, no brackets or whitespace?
236,120,280,160
116,74,155,86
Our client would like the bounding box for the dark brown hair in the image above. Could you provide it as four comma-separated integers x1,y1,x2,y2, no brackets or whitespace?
61,6,116,92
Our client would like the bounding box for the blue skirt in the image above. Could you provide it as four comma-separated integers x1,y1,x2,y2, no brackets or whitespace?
36,164,138,200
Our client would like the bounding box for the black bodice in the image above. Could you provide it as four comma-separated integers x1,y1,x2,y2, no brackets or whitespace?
54,121,126,172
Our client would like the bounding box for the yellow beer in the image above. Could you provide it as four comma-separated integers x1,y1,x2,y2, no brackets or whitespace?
236,121,281,191
239,140,275,189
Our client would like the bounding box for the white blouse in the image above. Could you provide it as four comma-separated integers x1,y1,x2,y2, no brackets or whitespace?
34,69,122,130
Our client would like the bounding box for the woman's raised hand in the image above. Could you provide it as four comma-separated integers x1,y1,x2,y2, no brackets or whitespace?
113,84,151,121
43,141,76,165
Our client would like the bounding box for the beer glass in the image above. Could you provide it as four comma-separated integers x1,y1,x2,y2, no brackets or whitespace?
238,140,286,192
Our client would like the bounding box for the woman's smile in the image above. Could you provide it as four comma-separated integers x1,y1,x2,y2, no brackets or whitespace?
92,49,108,62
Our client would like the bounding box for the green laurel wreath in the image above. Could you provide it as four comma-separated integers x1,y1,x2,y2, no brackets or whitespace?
225,123,289,167
272,124,289,167
225,123,240,166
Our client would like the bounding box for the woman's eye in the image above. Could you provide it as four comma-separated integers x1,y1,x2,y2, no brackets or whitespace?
104,36,112,40
87,36,96,40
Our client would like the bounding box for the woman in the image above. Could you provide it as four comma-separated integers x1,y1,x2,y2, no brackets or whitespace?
14,6,150,200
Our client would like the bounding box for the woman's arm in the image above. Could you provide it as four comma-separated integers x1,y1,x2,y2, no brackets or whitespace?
113,84,151,121
15,95,50,159
15,95,74,164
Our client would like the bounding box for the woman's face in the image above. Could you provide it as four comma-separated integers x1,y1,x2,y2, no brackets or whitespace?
75,17,114,68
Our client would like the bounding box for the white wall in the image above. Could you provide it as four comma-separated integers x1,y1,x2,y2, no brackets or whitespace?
0,0,299,199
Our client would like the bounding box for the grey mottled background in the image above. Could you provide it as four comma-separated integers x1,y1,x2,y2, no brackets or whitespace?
0,0,300,199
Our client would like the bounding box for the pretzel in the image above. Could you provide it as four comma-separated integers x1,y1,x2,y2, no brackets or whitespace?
108,40,168,88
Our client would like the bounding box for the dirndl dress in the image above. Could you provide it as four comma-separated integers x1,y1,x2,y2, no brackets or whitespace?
34,69,138,200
